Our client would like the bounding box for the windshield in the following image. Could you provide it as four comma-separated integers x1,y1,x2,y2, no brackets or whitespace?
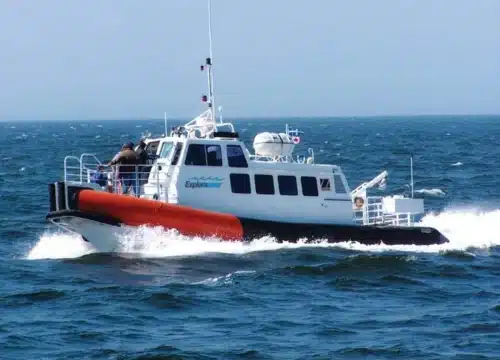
159,142,174,158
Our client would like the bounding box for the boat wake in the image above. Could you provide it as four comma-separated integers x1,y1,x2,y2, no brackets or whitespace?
26,208,500,260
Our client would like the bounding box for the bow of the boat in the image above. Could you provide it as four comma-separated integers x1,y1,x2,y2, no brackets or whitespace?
46,209,125,253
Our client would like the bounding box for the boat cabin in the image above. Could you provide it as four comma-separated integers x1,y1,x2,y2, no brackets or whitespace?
137,128,354,225
65,112,423,228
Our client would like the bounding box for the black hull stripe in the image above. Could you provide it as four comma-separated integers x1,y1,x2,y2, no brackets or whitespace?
238,217,449,245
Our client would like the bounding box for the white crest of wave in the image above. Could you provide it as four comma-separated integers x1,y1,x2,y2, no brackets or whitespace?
116,226,318,258
26,231,96,260
415,188,446,197
25,209,500,260
451,161,463,166
418,208,500,251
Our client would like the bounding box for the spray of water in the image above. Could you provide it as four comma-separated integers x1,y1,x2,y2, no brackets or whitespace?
25,208,500,260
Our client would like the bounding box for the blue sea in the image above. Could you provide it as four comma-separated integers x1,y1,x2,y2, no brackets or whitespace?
1,115,500,359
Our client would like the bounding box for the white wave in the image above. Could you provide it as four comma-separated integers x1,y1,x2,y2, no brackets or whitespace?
415,188,446,197
26,231,95,260
194,270,256,286
116,226,310,258
451,161,463,166
25,209,500,260
417,208,500,252
15,133,28,140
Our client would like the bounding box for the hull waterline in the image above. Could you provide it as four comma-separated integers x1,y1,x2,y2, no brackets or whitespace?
46,183,450,251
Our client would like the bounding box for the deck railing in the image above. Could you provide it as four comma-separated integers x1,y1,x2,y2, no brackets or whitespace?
353,196,413,226
63,155,163,200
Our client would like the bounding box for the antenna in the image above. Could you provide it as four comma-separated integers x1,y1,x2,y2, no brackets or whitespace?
206,0,216,122
218,105,223,123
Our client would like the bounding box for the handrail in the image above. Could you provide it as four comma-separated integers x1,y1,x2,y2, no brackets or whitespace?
64,156,81,182
248,153,322,164
308,148,315,164
352,196,415,227
79,153,102,185
69,162,167,200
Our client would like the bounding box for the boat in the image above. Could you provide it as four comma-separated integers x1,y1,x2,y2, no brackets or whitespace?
45,1,449,252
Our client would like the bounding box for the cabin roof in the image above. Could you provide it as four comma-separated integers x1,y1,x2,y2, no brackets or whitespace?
144,136,239,143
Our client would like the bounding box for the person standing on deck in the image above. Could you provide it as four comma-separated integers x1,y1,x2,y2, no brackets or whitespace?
107,150,121,192
135,140,149,187
108,142,140,195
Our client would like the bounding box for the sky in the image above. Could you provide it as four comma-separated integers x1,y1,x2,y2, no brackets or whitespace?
0,0,499,120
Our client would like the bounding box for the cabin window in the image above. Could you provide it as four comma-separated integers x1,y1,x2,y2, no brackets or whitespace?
227,145,248,168
206,145,223,166
334,174,347,194
171,143,183,165
278,175,298,196
145,141,160,158
185,144,222,166
230,173,251,194
320,178,331,191
185,144,205,166
159,142,174,158
255,174,275,195
301,176,318,196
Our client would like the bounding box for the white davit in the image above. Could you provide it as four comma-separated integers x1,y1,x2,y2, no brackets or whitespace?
253,132,297,157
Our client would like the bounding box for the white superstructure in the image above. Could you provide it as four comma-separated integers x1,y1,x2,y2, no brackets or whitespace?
63,109,425,227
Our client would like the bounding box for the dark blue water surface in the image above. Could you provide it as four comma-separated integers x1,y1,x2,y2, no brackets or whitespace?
1,115,500,359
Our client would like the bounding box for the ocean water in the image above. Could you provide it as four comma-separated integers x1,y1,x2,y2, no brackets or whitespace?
1,115,500,359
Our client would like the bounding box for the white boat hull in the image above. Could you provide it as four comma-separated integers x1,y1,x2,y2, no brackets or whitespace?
48,212,126,253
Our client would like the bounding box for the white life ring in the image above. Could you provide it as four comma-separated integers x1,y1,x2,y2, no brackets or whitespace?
292,136,300,144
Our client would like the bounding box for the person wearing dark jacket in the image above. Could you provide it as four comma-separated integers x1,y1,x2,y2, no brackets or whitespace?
135,140,149,187
136,140,148,164
108,142,140,195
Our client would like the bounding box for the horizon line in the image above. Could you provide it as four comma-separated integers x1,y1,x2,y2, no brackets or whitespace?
1,112,499,122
